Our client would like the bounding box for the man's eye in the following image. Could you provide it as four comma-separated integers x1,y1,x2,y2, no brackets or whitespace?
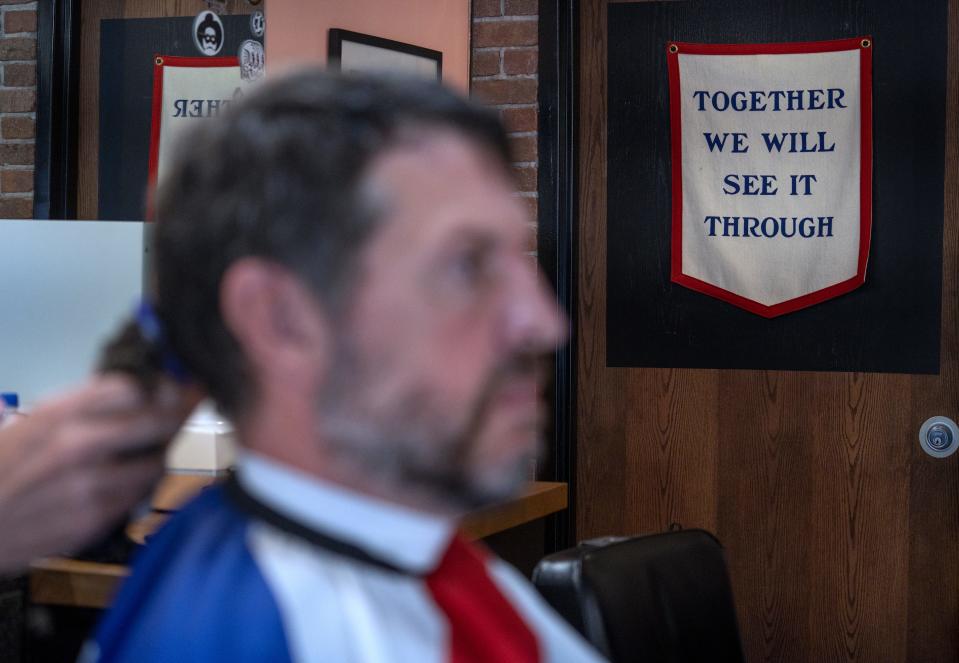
449,249,489,286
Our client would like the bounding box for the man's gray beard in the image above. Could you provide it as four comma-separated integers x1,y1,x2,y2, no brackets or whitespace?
315,340,537,511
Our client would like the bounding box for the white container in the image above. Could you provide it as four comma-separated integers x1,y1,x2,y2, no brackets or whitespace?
165,401,236,474
0,393,25,429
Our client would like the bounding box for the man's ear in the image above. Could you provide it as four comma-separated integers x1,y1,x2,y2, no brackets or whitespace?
220,258,331,388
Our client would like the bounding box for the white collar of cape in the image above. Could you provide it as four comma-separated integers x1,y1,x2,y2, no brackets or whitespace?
235,450,457,575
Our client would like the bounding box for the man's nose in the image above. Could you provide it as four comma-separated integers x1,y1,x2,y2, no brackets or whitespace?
499,260,569,355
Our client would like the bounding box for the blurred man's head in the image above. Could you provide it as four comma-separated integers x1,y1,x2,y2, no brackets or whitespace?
154,71,566,511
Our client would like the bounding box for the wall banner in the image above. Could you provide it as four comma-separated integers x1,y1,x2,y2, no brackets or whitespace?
148,55,251,193
667,38,873,318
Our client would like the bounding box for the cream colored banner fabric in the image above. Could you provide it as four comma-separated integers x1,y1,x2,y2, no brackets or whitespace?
152,59,253,185
669,40,871,317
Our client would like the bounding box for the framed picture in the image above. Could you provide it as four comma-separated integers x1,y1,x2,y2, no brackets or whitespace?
328,29,442,80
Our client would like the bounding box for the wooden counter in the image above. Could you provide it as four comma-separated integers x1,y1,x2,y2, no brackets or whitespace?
29,475,567,609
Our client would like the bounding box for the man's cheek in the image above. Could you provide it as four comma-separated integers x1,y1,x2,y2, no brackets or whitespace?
427,346,490,400
473,394,542,449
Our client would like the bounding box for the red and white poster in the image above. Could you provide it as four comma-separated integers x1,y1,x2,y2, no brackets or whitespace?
148,55,251,192
667,38,873,317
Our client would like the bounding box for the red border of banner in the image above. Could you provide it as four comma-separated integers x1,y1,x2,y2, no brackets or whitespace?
147,55,238,218
666,37,873,318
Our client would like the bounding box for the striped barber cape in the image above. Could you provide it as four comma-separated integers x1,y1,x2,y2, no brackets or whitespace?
87,453,606,663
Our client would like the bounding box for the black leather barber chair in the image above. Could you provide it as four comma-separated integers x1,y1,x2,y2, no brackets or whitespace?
532,529,745,663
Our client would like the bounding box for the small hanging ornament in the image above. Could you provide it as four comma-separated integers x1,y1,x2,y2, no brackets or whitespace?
238,39,265,81
249,10,265,38
193,10,225,56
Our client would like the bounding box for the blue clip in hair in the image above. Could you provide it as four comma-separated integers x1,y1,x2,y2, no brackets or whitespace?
135,299,191,384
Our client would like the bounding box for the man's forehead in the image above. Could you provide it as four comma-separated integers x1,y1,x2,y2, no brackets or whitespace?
361,129,526,240
369,127,505,182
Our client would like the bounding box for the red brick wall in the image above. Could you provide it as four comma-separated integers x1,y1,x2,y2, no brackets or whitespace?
470,0,538,248
0,0,35,218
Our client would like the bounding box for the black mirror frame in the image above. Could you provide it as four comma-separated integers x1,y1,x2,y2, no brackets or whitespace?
538,0,578,551
35,0,80,220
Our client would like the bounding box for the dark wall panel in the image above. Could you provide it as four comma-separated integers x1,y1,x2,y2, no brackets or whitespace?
98,16,257,220
606,0,949,373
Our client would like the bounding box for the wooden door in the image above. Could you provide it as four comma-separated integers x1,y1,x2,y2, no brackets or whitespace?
574,0,959,661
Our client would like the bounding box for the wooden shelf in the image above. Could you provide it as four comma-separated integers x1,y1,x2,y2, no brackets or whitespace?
462,481,567,539
30,558,129,610
29,477,567,609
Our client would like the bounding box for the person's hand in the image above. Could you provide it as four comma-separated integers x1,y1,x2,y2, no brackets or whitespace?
0,375,200,572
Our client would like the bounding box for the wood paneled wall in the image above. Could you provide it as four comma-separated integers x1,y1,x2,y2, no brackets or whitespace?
574,0,959,660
